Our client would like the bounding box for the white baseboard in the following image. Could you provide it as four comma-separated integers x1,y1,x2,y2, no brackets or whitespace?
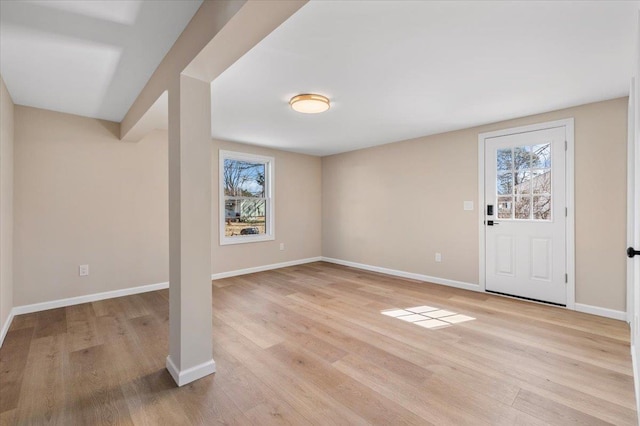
321,256,480,292
574,303,627,321
166,355,216,386
211,257,322,280
3,256,624,350
11,281,170,316
321,257,628,322
3,257,322,331
0,310,15,348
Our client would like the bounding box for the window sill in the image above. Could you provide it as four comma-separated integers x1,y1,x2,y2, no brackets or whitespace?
220,234,275,246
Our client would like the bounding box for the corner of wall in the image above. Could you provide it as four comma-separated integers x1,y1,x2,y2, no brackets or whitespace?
0,74,15,346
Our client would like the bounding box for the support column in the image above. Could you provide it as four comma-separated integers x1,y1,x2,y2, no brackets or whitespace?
166,74,214,386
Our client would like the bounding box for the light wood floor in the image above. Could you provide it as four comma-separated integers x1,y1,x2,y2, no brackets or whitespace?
0,262,636,425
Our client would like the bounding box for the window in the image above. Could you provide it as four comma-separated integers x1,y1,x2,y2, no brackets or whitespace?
220,150,274,245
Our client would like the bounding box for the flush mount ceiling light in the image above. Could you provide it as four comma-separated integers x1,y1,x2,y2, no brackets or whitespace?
289,94,330,114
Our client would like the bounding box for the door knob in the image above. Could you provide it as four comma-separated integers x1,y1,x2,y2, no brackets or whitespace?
628,247,640,258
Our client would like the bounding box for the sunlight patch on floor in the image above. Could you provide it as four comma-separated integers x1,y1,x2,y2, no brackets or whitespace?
381,305,475,329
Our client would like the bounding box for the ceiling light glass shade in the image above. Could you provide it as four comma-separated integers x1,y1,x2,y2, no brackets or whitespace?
289,94,330,114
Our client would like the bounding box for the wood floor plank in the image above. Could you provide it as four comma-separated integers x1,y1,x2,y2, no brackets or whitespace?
0,262,636,424
6,314,36,332
0,327,34,413
214,320,377,425
127,314,169,369
104,337,192,425
67,344,134,425
513,388,613,425
265,265,638,423
65,303,103,353
0,408,16,426
12,335,68,425
172,377,251,426
333,351,525,426
451,328,635,409
32,307,67,339
93,309,136,345
243,402,313,426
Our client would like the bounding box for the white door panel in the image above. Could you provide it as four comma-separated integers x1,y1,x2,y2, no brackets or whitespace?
495,235,515,276
485,126,567,305
531,237,552,281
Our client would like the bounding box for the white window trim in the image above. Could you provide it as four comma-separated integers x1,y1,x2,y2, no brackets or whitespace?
219,150,275,246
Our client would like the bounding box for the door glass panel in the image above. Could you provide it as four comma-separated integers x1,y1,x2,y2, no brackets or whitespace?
497,196,513,219
514,171,531,194
533,195,551,220
514,196,531,219
497,148,512,170
531,143,551,168
497,172,513,195
496,143,551,221
531,170,550,194
514,146,531,170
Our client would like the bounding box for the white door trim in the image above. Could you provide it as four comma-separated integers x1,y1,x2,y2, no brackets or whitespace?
627,77,636,324
478,118,575,309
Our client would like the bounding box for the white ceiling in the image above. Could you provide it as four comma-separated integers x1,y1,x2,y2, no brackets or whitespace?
0,0,202,122
1,1,637,155
211,0,639,156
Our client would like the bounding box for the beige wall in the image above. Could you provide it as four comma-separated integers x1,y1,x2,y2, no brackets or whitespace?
212,139,322,273
1,76,14,334
322,97,628,312
9,98,627,312
14,107,169,306
12,106,321,306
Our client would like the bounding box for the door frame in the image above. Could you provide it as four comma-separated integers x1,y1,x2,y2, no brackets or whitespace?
627,77,636,325
478,118,575,309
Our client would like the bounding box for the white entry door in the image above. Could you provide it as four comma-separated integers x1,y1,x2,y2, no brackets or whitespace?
484,126,567,305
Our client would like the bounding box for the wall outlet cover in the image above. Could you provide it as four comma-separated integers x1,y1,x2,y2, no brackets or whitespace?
79,264,89,276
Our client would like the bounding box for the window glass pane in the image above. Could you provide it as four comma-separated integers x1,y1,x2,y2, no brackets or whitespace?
224,198,266,237
223,159,265,197
221,151,274,244
531,170,551,194
531,143,551,168
514,196,531,219
497,148,512,171
497,172,513,195
513,146,531,171
533,195,551,220
497,196,513,219
514,171,531,194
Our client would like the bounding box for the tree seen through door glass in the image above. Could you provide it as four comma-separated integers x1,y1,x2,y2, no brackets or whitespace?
496,143,551,220
533,195,551,220
531,144,551,168
497,148,512,170
497,172,512,195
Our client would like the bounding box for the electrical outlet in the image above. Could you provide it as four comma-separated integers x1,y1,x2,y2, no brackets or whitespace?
435,253,442,262
279,243,285,251
79,264,89,277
